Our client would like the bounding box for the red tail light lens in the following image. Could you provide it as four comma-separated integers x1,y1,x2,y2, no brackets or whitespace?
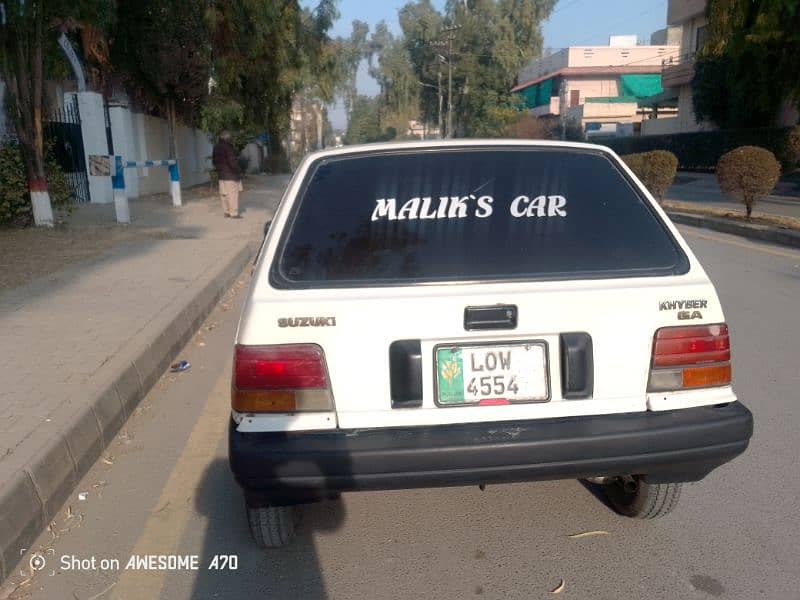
235,345,327,389
648,324,732,392
233,344,332,413
652,324,730,367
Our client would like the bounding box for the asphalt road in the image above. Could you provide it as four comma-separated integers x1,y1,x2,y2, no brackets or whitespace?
3,227,799,600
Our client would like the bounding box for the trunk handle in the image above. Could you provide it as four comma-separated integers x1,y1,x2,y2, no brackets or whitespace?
464,305,518,331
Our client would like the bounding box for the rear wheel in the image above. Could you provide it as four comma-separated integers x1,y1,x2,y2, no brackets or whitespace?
246,502,295,548
603,475,682,519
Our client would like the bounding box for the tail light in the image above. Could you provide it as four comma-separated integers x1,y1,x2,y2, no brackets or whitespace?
647,324,732,392
232,344,333,413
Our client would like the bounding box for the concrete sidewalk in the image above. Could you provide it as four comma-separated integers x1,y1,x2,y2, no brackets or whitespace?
0,175,287,581
666,171,800,219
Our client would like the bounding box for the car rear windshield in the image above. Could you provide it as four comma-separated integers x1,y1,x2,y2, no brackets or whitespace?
271,147,689,287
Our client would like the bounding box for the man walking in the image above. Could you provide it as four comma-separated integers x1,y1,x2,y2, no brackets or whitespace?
212,131,243,218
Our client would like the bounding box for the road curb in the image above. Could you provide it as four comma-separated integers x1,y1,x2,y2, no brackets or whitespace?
667,211,800,249
0,241,256,582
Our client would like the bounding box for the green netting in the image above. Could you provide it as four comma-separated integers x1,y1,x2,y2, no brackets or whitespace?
619,74,663,99
517,78,554,108
519,84,539,109
537,78,553,106
584,96,639,103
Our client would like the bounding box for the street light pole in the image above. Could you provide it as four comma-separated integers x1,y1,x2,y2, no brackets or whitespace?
438,69,444,139
446,42,453,138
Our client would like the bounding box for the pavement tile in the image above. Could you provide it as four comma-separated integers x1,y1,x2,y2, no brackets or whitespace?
0,175,286,578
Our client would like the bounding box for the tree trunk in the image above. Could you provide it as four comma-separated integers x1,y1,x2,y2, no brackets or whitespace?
3,1,54,226
745,197,753,218
314,104,323,150
166,96,177,159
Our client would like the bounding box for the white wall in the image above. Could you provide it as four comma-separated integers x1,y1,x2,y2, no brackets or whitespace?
70,91,113,204
641,116,682,136
564,77,621,106
108,104,212,198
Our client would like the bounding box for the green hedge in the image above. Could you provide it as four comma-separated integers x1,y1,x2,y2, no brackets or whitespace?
0,139,73,227
598,126,799,172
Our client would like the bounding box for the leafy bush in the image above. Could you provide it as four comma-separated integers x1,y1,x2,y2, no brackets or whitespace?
0,140,74,227
621,150,678,202
506,114,552,139
600,126,797,172
0,140,30,226
716,146,781,217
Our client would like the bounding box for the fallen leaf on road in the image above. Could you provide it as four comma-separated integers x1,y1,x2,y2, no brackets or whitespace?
81,581,116,600
551,579,565,594
567,530,609,539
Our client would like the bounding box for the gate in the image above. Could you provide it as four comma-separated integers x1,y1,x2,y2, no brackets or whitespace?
44,96,89,203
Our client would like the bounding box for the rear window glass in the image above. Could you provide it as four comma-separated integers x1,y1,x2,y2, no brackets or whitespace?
272,148,688,287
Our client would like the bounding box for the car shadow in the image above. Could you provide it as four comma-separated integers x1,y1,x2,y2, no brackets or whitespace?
188,458,346,599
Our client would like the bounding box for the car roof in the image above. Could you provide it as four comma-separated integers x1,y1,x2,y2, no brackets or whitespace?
304,139,616,162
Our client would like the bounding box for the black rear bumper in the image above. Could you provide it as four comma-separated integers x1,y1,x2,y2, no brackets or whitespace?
229,402,752,505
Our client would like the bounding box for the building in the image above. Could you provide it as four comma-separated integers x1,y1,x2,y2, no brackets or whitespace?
406,120,440,140
287,94,326,166
650,26,682,46
641,0,710,135
513,38,680,137
646,0,798,135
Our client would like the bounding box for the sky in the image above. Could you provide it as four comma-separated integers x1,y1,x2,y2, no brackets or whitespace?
306,0,670,129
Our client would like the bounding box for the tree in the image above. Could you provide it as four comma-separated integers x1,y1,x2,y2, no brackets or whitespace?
399,1,444,131
441,0,556,137
394,0,556,138
344,95,396,144
204,0,340,162
367,21,419,135
112,0,211,158
693,0,800,128
716,146,781,218
0,0,112,226
334,20,370,117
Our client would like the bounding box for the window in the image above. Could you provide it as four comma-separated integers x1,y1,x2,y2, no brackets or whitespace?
570,90,580,107
695,25,708,53
272,148,689,287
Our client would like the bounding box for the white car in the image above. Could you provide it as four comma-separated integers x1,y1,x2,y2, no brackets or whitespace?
230,140,753,547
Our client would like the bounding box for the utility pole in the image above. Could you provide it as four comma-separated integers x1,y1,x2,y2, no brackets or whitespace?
416,78,443,139
442,24,460,138
559,78,567,141
431,24,460,139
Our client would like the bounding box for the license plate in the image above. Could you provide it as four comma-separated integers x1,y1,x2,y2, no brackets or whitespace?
435,342,549,406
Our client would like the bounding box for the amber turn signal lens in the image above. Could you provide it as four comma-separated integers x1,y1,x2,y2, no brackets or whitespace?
232,390,296,413
682,364,732,389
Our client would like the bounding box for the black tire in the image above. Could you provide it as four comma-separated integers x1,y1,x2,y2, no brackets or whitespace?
603,476,682,519
246,503,295,548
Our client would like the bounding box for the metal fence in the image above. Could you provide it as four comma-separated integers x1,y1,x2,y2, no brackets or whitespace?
44,96,90,203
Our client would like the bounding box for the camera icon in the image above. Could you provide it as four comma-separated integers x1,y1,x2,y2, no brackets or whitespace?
29,553,46,571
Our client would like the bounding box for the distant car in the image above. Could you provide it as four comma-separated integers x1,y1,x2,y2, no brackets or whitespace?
229,140,753,547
